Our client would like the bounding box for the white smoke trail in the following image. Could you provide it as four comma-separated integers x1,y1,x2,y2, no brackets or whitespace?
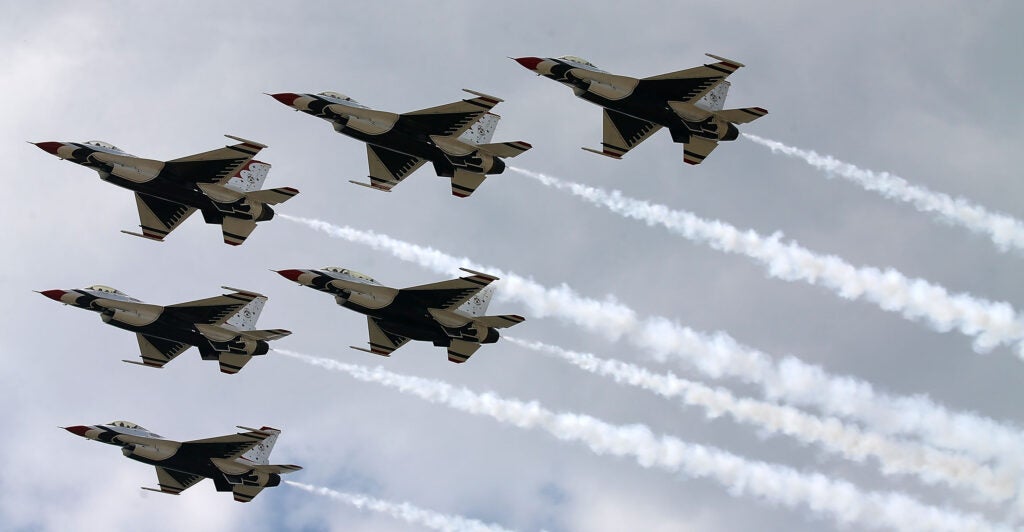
743,133,1024,254
278,213,1024,470
277,349,1004,532
505,336,1015,502
286,481,513,532
509,167,1024,358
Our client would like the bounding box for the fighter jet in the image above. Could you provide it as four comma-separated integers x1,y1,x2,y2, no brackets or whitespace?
38,285,289,374
269,90,531,197
33,135,298,245
276,267,524,363
513,54,767,165
63,422,301,502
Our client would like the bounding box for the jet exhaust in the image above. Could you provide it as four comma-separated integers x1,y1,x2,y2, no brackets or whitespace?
505,336,1016,503
510,167,1024,358
277,349,1003,532
279,212,1024,470
286,480,514,532
743,134,1024,254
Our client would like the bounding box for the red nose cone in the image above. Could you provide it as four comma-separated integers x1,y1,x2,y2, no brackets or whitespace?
34,142,64,155
64,425,90,437
270,93,300,106
39,289,68,301
514,57,544,71
276,269,304,282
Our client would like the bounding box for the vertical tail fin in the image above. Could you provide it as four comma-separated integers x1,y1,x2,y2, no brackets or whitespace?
456,286,495,317
224,295,267,331
239,427,280,465
457,113,500,145
224,161,272,193
695,81,729,112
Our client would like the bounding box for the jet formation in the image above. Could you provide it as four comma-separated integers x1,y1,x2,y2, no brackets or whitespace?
38,285,290,374
276,267,524,363
34,135,297,245
42,53,765,503
514,54,766,165
64,422,301,502
269,90,531,197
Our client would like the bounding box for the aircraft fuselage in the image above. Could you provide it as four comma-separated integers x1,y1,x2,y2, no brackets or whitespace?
299,97,505,177
65,144,273,224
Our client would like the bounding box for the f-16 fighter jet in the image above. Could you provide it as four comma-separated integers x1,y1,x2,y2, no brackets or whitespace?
63,422,301,502
33,135,298,245
38,285,290,374
513,54,767,165
276,267,524,363
269,90,531,197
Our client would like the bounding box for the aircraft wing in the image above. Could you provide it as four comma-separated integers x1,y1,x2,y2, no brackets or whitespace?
399,89,502,138
354,317,411,357
583,110,662,159
162,136,265,186
127,193,196,241
400,268,499,311
133,333,191,368
637,55,744,103
357,145,427,191
164,289,264,326
145,466,205,496
683,136,721,166
182,427,274,460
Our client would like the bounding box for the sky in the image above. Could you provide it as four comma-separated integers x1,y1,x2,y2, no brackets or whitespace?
3,1,1023,530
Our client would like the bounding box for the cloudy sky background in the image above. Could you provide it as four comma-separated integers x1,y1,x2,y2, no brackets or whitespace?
3,1,1022,530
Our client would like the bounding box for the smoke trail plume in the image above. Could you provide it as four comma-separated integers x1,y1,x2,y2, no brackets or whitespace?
743,133,1024,254
279,213,1024,470
277,349,1003,532
287,481,513,532
509,167,1024,357
505,337,1015,502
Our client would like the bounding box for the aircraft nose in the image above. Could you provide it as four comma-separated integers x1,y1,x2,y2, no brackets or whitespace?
34,141,64,155
38,289,68,302
269,93,300,106
64,425,91,437
513,57,544,71
276,269,305,282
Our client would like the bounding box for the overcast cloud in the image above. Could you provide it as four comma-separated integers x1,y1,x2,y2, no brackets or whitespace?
3,2,1022,531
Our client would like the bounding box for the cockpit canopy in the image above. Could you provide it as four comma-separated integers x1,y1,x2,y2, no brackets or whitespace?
323,267,378,284
83,140,126,153
558,55,599,69
86,285,130,296
108,420,146,430
317,91,363,106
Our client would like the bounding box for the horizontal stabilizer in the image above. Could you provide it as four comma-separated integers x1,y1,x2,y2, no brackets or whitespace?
447,339,481,364
222,217,257,246
475,141,532,158
252,464,303,474
715,107,768,124
239,328,291,342
246,187,299,205
476,314,525,329
219,353,251,374
451,169,487,198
